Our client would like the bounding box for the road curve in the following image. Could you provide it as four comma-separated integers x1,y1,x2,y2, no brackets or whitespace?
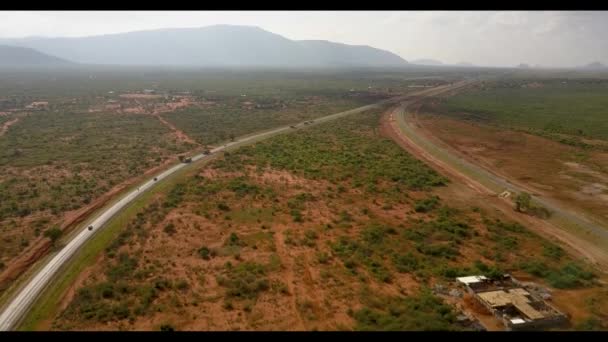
391,94,608,269
0,86,449,331
394,102,608,243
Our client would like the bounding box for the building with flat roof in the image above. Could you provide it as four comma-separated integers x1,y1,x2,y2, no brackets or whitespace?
457,274,568,330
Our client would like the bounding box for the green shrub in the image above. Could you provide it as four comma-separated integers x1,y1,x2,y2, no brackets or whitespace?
160,324,175,331
575,317,604,331
520,260,550,278
291,209,303,222
521,260,595,289
392,252,419,273
154,278,172,291
44,227,62,245
226,233,242,247
112,303,130,320
217,262,269,300
547,263,595,289
316,252,330,264
416,242,459,259
543,244,564,260
354,290,459,331
414,196,440,213
217,202,231,211
163,223,176,235
175,279,189,291
106,253,138,281
305,230,318,240
199,246,212,260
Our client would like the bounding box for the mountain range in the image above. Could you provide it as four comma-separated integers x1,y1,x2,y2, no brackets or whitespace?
0,45,72,66
582,61,607,69
0,25,408,68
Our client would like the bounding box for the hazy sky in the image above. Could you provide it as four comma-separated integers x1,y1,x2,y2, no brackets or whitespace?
0,11,607,67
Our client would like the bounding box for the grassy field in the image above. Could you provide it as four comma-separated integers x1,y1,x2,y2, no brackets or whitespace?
442,79,608,146
43,107,607,331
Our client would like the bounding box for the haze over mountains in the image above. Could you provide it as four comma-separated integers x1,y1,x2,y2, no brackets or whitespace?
583,61,607,69
0,25,408,68
0,45,72,66
0,24,604,69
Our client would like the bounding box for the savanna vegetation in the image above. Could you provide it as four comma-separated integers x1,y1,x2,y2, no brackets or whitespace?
0,68,450,281
46,105,606,331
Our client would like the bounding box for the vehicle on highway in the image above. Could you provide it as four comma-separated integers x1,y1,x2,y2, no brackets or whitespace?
0,87,418,331
87,225,93,231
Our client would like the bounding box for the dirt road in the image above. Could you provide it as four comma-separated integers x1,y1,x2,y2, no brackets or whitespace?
383,102,608,273
0,118,20,137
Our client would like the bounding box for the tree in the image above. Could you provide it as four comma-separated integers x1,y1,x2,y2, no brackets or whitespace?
515,192,532,212
160,324,175,331
44,227,62,245
229,133,235,142
178,155,185,162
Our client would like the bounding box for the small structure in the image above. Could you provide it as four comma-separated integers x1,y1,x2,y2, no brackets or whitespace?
25,101,49,111
457,274,567,331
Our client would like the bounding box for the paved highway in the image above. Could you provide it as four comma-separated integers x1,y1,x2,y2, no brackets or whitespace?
0,86,448,331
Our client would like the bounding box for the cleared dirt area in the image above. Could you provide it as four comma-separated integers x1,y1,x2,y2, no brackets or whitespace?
417,104,608,223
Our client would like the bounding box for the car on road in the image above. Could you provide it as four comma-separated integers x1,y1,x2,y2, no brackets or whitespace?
88,225,93,231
